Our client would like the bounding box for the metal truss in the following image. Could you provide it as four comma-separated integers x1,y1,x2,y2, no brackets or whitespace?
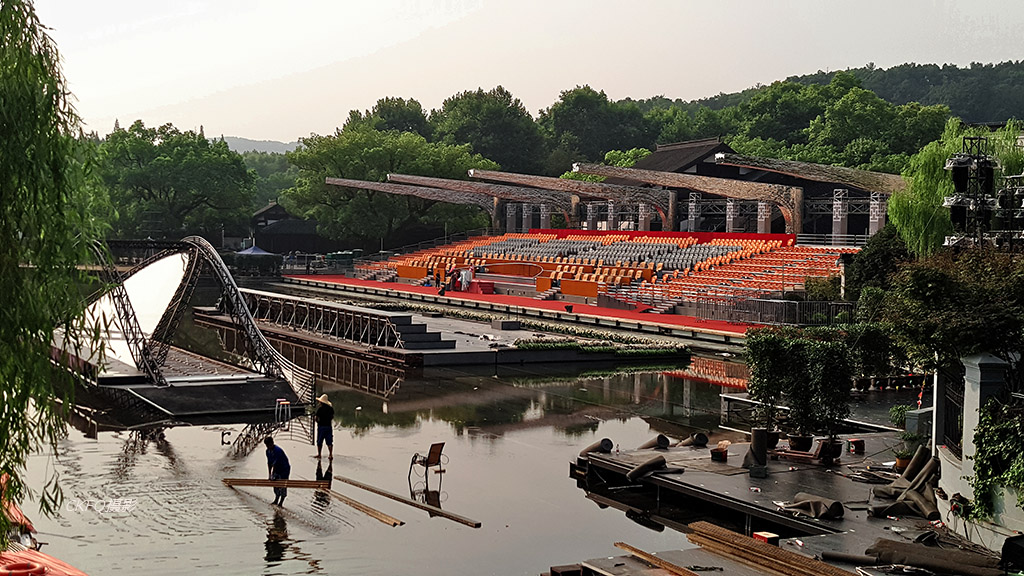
149,248,202,366
183,236,315,405
85,238,314,406
805,197,871,215
686,199,759,216
241,290,406,349
272,337,405,398
91,244,168,387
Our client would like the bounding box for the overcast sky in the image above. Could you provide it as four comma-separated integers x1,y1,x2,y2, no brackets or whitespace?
34,0,1024,142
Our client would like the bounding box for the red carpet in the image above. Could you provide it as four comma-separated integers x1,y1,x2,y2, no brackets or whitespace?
285,275,752,336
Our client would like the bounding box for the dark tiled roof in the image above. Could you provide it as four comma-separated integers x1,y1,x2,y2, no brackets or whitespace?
633,138,734,173
602,138,734,186
253,201,289,219
259,218,318,236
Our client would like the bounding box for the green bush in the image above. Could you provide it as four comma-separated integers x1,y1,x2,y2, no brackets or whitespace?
969,399,1024,520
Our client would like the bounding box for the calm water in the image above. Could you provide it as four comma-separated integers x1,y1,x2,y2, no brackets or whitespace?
24,361,922,575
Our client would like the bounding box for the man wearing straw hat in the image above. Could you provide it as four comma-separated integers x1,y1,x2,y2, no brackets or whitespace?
315,393,335,460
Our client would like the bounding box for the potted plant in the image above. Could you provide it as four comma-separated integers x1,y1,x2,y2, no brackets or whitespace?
806,339,853,463
781,339,817,452
745,328,797,449
892,431,925,471
889,404,913,430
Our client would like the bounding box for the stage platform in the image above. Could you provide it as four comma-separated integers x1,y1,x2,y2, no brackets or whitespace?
279,275,751,353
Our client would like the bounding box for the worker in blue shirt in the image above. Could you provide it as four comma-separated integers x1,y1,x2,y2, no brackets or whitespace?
264,437,291,506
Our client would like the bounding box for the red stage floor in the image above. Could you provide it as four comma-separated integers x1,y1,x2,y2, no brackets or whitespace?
284,275,752,336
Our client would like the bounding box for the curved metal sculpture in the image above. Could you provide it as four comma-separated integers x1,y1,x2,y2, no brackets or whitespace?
182,236,314,404
91,237,314,404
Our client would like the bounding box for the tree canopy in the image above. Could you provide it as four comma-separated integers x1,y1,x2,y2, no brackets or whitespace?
99,121,255,238
242,150,299,209
882,249,1024,381
539,86,658,164
790,61,1024,125
342,96,432,139
430,86,545,174
0,0,107,543
283,126,498,247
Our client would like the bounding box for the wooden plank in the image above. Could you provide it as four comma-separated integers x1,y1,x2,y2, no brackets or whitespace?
334,474,482,528
222,478,329,489
326,489,404,527
613,542,702,576
223,477,403,527
687,522,858,576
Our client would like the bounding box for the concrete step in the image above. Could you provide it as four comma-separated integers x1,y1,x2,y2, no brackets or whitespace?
402,339,456,350
394,323,427,333
399,331,443,343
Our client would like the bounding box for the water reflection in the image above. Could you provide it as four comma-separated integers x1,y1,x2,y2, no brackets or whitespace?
323,364,725,445
312,461,332,512
264,511,289,564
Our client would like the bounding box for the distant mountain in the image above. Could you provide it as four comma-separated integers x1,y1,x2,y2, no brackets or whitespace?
220,136,299,154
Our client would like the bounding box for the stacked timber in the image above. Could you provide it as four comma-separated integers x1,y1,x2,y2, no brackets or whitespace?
686,521,858,576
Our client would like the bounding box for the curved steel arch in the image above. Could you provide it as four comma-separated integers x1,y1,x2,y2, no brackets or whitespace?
93,237,314,403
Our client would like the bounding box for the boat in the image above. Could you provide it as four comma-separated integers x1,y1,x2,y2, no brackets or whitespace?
2,475,89,576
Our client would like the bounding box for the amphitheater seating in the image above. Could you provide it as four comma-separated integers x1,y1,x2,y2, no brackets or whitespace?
352,232,853,311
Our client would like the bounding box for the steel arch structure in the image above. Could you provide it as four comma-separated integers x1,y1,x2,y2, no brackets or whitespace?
91,237,314,404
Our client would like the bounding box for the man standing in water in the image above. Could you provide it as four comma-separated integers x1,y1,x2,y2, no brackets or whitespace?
264,437,290,506
315,394,335,460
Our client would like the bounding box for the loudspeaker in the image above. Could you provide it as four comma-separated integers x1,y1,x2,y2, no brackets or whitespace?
1002,534,1024,570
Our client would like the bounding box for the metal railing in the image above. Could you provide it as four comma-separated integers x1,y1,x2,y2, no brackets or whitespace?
352,227,494,268
942,376,965,459
240,288,407,349
796,233,870,247
677,297,857,327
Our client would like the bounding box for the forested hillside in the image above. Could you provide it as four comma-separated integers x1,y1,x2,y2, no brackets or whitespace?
626,61,1024,124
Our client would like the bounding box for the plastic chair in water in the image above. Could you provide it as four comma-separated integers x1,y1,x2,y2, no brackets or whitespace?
409,442,446,480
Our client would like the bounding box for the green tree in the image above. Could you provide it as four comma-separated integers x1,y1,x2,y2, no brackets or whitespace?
844,223,911,298
807,87,894,148
342,96,432,139
883,249,1024,382
890,119,1021,257
0,0,107,544
242,150,298,208
539,85,657,162
746,326,803,430
430,86,545,173
283,127,497,247
646,105,694,144
739,80,831,144
745,326,853,439
99,121,255,239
